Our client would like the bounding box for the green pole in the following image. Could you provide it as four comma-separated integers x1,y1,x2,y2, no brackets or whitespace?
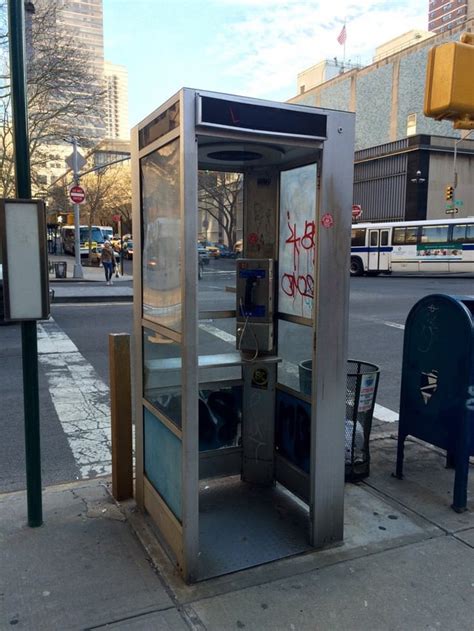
8,0,43,527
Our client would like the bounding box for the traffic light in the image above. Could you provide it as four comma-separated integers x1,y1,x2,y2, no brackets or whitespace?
424,34,474,130
445,185,454,201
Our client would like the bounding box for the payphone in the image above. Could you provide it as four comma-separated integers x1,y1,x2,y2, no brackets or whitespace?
236,258,274,353
132,88,354,582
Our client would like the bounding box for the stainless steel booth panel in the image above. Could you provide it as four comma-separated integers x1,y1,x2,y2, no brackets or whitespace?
133,88,355,582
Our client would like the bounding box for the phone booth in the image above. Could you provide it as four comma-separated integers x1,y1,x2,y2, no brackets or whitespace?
131,89,355,582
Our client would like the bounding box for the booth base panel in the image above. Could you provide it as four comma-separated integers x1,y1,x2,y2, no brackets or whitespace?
198,476,312,580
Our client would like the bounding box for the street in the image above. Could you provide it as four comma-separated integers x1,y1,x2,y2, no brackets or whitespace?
1,261,473,494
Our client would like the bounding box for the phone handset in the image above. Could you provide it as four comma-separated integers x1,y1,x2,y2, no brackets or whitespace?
243,275,258,315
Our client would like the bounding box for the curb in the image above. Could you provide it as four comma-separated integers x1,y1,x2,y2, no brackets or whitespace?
52,295,133,304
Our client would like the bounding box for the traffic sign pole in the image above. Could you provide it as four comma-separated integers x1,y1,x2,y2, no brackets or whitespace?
72,138,84,279
8,0,43,528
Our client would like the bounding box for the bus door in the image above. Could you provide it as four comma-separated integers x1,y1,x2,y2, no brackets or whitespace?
368,230,380,271
378,229,390,271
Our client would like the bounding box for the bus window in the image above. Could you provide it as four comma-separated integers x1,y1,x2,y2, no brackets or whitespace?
466,225,474,243
452,224,467,242
420,225,449,243
392,228,405,245
381,230,389,246
351,229,366,246
405,227,418,244
370,231,378,246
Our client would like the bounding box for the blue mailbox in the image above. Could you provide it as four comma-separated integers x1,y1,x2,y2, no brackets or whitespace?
395,294,474,512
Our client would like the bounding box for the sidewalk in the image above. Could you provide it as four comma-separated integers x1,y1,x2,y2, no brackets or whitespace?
2,437,473,630
48,254,133,303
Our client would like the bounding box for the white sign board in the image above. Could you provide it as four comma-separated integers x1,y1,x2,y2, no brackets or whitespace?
0,199,49,321
278,163,317,319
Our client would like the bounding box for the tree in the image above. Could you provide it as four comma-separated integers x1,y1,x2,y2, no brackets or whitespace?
79,164,131,238
198,171,242,249
0,0,105,196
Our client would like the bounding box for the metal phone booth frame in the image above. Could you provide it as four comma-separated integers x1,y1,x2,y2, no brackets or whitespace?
132,89,355,583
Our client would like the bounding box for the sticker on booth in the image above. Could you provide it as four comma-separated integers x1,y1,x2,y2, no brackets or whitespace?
321,213,334,228
252,368,268,390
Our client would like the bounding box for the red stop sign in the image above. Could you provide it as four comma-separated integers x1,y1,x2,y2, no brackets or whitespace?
70,185,86,204
352,204,362,219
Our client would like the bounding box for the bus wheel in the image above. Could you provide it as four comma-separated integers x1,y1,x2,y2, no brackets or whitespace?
350,257,364,277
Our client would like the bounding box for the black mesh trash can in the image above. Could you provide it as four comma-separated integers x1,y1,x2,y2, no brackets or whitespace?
54,261,67,279
298,358,380,481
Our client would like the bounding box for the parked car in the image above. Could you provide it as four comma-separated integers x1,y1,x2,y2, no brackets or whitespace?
206,245,221,258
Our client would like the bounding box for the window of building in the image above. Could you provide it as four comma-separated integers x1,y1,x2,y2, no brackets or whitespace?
407,113,417,136
300,85,305,94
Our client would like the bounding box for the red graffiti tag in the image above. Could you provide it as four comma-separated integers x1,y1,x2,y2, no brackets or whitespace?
281,210,316,301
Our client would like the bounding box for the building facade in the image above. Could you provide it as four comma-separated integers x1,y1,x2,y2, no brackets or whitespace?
291,19,474,152
104,61,130,141
354,135,474,223
59,0,106,141
291,18,474,222
428,0,474,33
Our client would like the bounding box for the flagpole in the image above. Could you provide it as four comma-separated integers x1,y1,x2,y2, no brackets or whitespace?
343,18,346,69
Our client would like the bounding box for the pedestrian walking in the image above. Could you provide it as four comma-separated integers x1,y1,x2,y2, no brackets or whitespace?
100,241,116,285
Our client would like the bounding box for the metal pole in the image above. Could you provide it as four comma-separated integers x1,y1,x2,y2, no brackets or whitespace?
72,138,83,278
8,0,43,527
453,130,473,192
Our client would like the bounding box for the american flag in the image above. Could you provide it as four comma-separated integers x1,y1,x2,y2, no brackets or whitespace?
337,24,347,45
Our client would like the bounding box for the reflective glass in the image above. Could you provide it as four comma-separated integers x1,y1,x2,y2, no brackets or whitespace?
143,327,182,428
277,319,313,394
141,139,182,331
144,407,182,520
420,225,449,243
278,163,317,319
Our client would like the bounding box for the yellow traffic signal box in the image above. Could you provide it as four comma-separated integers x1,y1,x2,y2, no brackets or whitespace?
445,185,454,201
424,34,474,129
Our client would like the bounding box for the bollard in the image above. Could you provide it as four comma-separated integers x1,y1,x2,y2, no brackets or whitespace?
109,333,133,501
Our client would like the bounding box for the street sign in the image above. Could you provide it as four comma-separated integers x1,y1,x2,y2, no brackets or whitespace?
112,214,121,223
69,185,86,204
352,204,362,219
66,150,86,171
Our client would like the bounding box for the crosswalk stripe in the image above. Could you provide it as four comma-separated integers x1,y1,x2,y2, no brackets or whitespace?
37,319,111,480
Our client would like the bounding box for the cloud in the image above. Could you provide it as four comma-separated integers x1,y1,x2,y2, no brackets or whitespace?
209,0,426,100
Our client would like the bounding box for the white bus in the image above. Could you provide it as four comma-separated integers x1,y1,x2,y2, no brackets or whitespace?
350,218,474,276
61,225,113,256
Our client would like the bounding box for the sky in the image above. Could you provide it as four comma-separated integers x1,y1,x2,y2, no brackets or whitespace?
103,0,427,129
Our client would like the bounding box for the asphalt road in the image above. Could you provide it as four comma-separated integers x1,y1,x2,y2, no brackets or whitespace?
1,264,473,494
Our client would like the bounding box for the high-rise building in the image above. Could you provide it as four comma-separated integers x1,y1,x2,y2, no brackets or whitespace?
428,0,474,33
104,61,130,140
58,0,105,140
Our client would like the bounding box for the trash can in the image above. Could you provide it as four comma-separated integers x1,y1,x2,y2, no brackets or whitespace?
54,261,67,279
299,358,380,480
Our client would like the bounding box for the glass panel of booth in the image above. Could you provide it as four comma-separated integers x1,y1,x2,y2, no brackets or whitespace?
278,163,317,320
141,138,182,332
144,406,182,521
143,326,182,429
